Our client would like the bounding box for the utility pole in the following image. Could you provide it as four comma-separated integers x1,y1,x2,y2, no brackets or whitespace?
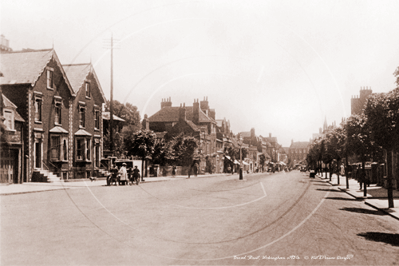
110,34,114,156
103,34,119,157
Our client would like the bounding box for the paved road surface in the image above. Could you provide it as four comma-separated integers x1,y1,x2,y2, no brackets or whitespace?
1,171,399,265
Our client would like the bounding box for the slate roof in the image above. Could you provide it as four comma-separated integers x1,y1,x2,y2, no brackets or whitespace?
0,49,75,96
75,129,92,136
186,120,200,131
49,126,68,133
290,141,310,149
102,112,125,122
148,106,215,124
63,63,106,102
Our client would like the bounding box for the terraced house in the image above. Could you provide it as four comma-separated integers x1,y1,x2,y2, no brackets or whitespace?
63,63,106,179
1,49,75,182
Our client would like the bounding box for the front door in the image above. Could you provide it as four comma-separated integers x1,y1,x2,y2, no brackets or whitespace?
35,141,42,169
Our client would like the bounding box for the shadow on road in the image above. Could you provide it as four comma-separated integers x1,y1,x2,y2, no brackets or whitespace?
340,207,388,215
316,188,341,192
324,197,359,201
358,232,399,247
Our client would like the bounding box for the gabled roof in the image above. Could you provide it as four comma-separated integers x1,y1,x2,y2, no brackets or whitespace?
1,94,24,122
148,106,215,124
185,120,200,131
63,63,106,103
0,49,75,96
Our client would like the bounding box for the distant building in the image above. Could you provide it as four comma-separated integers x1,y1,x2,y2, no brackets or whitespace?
351,87,373,115
0,35,12,53
147,97,219,172
289,140,310,166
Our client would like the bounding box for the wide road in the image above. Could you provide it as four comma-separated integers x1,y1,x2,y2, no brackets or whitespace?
2,171,399,265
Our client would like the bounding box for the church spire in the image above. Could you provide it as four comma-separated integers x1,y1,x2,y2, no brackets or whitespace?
323,116,328,132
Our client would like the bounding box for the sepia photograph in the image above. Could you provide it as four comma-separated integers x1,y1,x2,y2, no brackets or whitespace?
1,0,399,265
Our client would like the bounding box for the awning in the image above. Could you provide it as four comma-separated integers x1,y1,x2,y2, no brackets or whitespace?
234,160,240,164
242,161,250,165
225,155,231,160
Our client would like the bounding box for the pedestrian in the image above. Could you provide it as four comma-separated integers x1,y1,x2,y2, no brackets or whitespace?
172,166,176,177
340,163,345,177
118,163,128,185
227,165,231,174
194,162,199,176
132,166,140,185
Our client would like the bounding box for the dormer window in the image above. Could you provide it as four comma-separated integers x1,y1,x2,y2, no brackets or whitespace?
47,68,54,89
85,82,91,98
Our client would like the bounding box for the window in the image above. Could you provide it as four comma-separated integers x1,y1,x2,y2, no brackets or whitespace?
47,69,53,89
34,97,42,122
3,110,13,130
85,82,90,98
76,138,85,160
76,138,91,161
79,106,85,128
94,110,100,130
50,136,61,161
54,103,61,125
86,139,91,161
95,143,100,168
63,139,68,161
50,136,68,161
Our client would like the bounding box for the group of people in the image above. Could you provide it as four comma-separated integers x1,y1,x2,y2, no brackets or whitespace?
108,163,141,186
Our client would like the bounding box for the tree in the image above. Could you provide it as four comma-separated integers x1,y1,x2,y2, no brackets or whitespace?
259,154,266,172
344,114,377,197
105,100,141,134
125,130,156,179
394,66,399,87
324,127,347,184
169,134,198,177
364,88,399,208
152,139,175,166
103,129,124,157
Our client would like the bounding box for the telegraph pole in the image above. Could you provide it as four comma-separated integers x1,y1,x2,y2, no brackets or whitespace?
110,34,114,156
104,34,119,156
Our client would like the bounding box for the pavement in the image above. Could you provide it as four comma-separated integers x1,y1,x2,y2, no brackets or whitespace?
316,172,399,221
0,173,230,196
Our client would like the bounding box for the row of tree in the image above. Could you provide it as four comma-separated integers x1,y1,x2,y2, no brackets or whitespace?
307,72,399,208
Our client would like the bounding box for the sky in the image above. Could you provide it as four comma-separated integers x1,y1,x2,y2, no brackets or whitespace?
1,0,399,147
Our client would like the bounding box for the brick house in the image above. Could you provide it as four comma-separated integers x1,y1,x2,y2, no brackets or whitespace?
147,97,218,172
63,63,106,179
289,140,310,166
0,92,25,183
1,49,75,181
